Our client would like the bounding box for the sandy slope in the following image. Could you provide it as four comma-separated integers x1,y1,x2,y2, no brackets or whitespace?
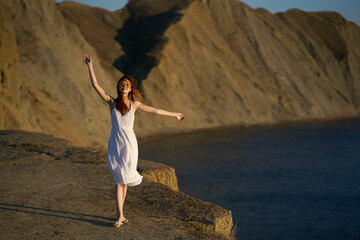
0,0,360,148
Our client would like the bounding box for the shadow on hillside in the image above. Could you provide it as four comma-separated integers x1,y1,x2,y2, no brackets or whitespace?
113,9,183,86
0,203,113,227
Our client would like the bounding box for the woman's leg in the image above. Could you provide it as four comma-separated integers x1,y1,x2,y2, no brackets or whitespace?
114,184,126,227
115,184,128,218
122,184,128,222
122,184,127,205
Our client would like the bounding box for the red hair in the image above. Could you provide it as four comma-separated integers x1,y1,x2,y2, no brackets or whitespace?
115,75,143,116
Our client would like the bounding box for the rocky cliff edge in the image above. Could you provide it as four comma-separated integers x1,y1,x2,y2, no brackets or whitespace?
0,130,234,239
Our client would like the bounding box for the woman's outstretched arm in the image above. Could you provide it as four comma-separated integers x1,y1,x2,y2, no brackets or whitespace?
134,101,185,121
83,54,113,105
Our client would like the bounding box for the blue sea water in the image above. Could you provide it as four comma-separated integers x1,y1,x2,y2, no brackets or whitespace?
139,118,360,240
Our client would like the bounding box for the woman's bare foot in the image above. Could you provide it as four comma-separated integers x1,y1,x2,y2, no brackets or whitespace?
113,220,123,228
116,213,128,223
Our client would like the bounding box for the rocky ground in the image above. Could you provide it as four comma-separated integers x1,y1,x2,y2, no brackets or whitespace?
0,130,233,239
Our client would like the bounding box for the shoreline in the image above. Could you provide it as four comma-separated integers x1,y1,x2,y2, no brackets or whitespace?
137,114,360,145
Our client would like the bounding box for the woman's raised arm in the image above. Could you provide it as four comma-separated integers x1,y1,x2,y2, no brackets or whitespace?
134,101,185,121
83,54,113,105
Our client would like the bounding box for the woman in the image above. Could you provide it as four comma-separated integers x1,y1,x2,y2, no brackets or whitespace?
83,54,185,227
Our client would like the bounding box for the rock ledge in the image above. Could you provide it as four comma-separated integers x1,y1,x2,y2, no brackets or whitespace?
0,130,234,239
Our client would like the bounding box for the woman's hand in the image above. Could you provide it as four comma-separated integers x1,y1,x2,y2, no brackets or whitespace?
83,54,92,66
83,53,112,104
176,113,185,121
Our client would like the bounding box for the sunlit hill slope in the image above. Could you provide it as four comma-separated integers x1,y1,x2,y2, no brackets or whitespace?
1,0,359,147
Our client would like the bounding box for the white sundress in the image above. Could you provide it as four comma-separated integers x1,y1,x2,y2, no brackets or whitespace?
107,101,143,186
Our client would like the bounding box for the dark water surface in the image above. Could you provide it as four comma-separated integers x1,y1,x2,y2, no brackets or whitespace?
139,119,360,240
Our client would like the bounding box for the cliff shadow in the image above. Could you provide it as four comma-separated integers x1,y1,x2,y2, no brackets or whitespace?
113,9,184,86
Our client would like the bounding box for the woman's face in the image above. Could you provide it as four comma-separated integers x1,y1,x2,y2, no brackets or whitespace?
119,79,132,94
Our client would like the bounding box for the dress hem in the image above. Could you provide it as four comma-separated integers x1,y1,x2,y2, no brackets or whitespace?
114,176,143,187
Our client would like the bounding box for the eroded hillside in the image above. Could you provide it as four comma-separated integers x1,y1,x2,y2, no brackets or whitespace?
0,0,359,147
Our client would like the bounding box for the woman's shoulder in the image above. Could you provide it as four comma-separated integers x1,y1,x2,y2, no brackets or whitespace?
133,100,143,107
132,100,144,111
108,97,116,109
